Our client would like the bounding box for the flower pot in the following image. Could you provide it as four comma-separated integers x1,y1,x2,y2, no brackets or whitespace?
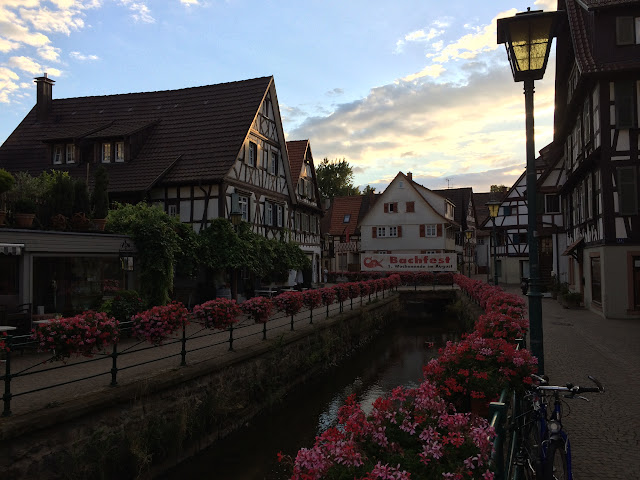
15,213,35,228
93,218,107,231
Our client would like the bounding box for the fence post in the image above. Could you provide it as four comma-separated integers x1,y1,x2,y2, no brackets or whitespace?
310,307,313,324
290,314,294,331
110,341,118,386
228,325,234,351
2,335,13,417
180,321,187,366
489,400,507,480
263,322,267,340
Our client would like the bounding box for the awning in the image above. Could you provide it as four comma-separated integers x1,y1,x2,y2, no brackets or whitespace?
562,236,583,258
0,243,24,255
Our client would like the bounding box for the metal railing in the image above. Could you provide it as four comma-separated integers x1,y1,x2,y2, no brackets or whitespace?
1,289,397,417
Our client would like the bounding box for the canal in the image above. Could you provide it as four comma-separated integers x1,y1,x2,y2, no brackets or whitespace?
159,314,461,479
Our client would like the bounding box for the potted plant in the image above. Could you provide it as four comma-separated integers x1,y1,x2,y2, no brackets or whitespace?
91,165,109,231
0,168,15,226
559,290,582,309
14,198,37,228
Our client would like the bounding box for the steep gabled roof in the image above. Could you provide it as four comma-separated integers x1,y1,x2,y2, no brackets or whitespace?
565,0,640,74
432,187,474,227
286,140,308,180
0,76,273,193
325,195,368,237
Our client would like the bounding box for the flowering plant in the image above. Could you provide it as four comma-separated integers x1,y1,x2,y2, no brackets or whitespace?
388,274,401,288
319,287,335,306
332,284,350,303
273,291,304,316
0,331,8,353
423,331,537,409
358,281,371,298
415,271,435,285
346,282,361,300
31,310,119,362
366,279,378,294
242,296,273,323
474,312,528,342
399,272,415,285
285,381,495,479
435,272,454,285
302,289,323,310
193,298,241,331
131,302,189,343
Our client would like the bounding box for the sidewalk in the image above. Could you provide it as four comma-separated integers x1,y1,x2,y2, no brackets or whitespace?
495,280,640,480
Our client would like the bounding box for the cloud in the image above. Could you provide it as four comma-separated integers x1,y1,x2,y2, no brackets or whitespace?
534,0,557,11
37,44,61,61
326,87,344,97
402,64,445,82
0,37,21,52
180,0,200,5
70,50,99,61
8,55,62,76
395,24,445,53
118,0,154,23
18,5,86,35
0,67,20,103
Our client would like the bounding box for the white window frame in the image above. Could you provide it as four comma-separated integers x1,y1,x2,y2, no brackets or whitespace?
53,144,63,164
277,205,283,227
65,144,75,164
388,203,395,212
101,143,112,163
265,201,273,226
425,224,437,237
377,227,386,237
545,194,560,214
115,141,125,163
167,204,178,217
238,195,249,221
248,142,257,167
270,152,278,175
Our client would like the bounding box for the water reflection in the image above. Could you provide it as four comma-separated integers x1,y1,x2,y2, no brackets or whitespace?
159,318,459,480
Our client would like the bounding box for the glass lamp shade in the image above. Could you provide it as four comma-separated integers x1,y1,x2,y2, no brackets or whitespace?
465,229,473,240
486,200,501,219
497,9,558,82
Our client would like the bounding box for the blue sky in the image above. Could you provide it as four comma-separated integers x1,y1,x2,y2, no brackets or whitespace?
0,0,557,193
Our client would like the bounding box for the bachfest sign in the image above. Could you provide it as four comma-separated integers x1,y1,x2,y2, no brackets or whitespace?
361,253,457,271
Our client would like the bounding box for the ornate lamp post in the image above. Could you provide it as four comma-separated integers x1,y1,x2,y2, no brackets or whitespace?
485,200,501,287
497,8,558,374
464,229,473,277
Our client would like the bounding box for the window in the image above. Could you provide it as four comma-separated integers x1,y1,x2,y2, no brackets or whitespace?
302,214,310,232
502,206,512,216
277,205,283,227
167,204,178,217
343,214,351,223
53,144,63,164
615,81,636,128
238,195,249,221
425,224,437,237
377,227,386,237
389,203,395,212
618,166,638,215
101,143,112,163
270,152,278,175
406,201,415,213
65,144,75,164
616,17,640,45
262,148,268,170
248,142,257,167
591,256,601,304
583,99,591,145
545,194,560,214
512,232,527,244
592,172,600,217
295,212,301,230
389,226,398,237
115,142,125,162
265,202,273,226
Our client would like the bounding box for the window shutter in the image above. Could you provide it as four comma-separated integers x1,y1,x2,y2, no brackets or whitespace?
384,203,389,213
616,17,635,45
372,227,377,238
615,81,636,128
406,201,415,213
437,224,443,237
420,225,425,237
398,225,402,237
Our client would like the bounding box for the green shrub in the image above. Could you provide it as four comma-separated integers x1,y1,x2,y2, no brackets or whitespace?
100,290,144,322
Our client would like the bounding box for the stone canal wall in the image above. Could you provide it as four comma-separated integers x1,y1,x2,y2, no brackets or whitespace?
2,295,409,480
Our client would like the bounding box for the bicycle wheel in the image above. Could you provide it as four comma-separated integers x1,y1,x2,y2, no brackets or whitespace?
544,439,569,480
522,415,542,480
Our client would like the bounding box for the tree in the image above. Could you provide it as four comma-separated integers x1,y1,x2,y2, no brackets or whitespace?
361,185,376,195
92,166,110,218
490,185,508,193
316,158,360,200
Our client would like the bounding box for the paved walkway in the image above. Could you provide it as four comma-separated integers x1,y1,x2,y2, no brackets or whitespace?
493,280,640,480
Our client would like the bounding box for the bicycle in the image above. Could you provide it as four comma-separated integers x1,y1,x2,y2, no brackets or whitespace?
509,373,605,480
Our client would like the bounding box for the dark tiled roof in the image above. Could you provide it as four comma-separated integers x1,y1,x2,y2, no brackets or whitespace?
0,76,272,193
432,187,473,226
473,192,495,228
286,140,308,179
566,0,640,74
327,196,364,236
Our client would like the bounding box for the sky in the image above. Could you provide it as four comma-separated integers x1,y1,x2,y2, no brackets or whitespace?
0,0,558,194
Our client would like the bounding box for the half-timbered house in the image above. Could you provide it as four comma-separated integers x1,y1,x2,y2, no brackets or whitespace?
552,0,640,318
0,75,297,238
286,140,323,283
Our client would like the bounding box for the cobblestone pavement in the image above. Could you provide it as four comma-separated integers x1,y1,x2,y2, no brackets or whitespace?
497,282,640,480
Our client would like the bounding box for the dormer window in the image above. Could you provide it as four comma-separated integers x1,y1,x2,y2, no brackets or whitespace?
101,143,112,163
616,17,640,45
115,142,125,162
53,144,63,164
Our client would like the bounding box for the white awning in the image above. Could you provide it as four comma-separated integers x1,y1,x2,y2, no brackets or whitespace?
0,243,24,255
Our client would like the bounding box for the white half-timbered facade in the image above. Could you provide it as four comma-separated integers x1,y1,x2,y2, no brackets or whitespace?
552,0,640,318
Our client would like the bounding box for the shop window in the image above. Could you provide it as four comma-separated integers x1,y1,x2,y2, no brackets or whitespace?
0,255,19,295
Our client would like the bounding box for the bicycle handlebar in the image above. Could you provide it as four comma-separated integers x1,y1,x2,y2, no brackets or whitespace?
529,374,605,395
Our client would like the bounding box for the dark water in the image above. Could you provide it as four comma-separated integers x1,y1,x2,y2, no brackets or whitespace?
160,317,460,480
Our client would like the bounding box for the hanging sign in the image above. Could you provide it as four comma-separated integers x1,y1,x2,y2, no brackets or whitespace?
361,253,456,271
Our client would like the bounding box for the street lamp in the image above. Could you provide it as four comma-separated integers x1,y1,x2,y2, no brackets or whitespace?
497,8,558,375
464,229,473,277
485,200,501,287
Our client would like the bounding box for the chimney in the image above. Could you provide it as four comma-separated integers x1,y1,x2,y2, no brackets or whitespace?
407,172,413,181
34,73,55,122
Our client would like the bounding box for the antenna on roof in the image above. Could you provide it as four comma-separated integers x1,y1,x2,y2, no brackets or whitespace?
446,178,451,189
